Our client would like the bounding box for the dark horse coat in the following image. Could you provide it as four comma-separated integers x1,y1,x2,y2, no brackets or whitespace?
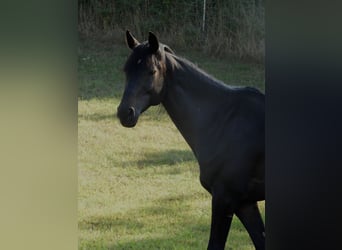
117,31,265,250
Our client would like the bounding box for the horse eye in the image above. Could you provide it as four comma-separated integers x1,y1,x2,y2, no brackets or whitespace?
149,70,156,75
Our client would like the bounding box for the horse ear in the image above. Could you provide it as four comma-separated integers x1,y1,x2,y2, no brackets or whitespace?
164,45,175,55
126,30,139,50
148,31,159,53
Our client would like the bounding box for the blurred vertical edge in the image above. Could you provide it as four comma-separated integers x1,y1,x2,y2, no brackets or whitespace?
266,0,342,250
0,0,77,250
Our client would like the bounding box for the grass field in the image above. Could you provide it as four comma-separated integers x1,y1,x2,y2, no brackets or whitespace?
78,38,265,249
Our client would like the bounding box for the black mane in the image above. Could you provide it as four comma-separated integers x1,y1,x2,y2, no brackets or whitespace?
165,52,264,96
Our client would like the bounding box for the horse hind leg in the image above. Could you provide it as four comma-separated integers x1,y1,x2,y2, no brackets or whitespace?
235,202,265,250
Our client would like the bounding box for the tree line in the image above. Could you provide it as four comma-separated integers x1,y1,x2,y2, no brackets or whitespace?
79,0,264,61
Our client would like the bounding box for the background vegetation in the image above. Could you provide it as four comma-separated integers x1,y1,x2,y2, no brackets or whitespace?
78,0,264,61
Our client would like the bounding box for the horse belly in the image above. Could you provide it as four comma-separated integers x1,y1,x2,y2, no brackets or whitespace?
246,178,265,201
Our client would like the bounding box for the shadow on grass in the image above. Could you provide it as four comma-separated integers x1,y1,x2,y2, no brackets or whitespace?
136,149,195,167
79,193,210,250
79,191,256,249
78,113,116,122
79,193,196,231
79,214,145,232
81,225,209,250
107,225,209,250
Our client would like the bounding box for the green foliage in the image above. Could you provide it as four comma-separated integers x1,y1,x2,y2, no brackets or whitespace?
79,0,264,61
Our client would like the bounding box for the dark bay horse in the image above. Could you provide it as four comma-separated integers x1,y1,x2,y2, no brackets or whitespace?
117,31,265,250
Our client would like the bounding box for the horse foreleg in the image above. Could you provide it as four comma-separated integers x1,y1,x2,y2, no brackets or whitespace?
207,191,234,250
235,202,265,250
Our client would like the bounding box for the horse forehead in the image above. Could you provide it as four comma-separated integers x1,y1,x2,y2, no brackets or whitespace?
132,43,150,58
125,51,154,72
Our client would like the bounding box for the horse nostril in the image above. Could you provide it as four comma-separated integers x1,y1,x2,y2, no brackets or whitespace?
128,107,135,119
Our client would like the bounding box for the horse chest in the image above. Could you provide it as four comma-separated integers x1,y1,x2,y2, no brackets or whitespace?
197,155,227,193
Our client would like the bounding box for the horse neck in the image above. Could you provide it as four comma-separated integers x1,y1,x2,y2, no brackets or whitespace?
161,54,231,152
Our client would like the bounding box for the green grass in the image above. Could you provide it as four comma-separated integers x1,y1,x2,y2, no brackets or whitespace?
78,39,265,249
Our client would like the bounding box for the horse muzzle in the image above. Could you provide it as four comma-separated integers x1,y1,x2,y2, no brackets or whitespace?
117,105,140,128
